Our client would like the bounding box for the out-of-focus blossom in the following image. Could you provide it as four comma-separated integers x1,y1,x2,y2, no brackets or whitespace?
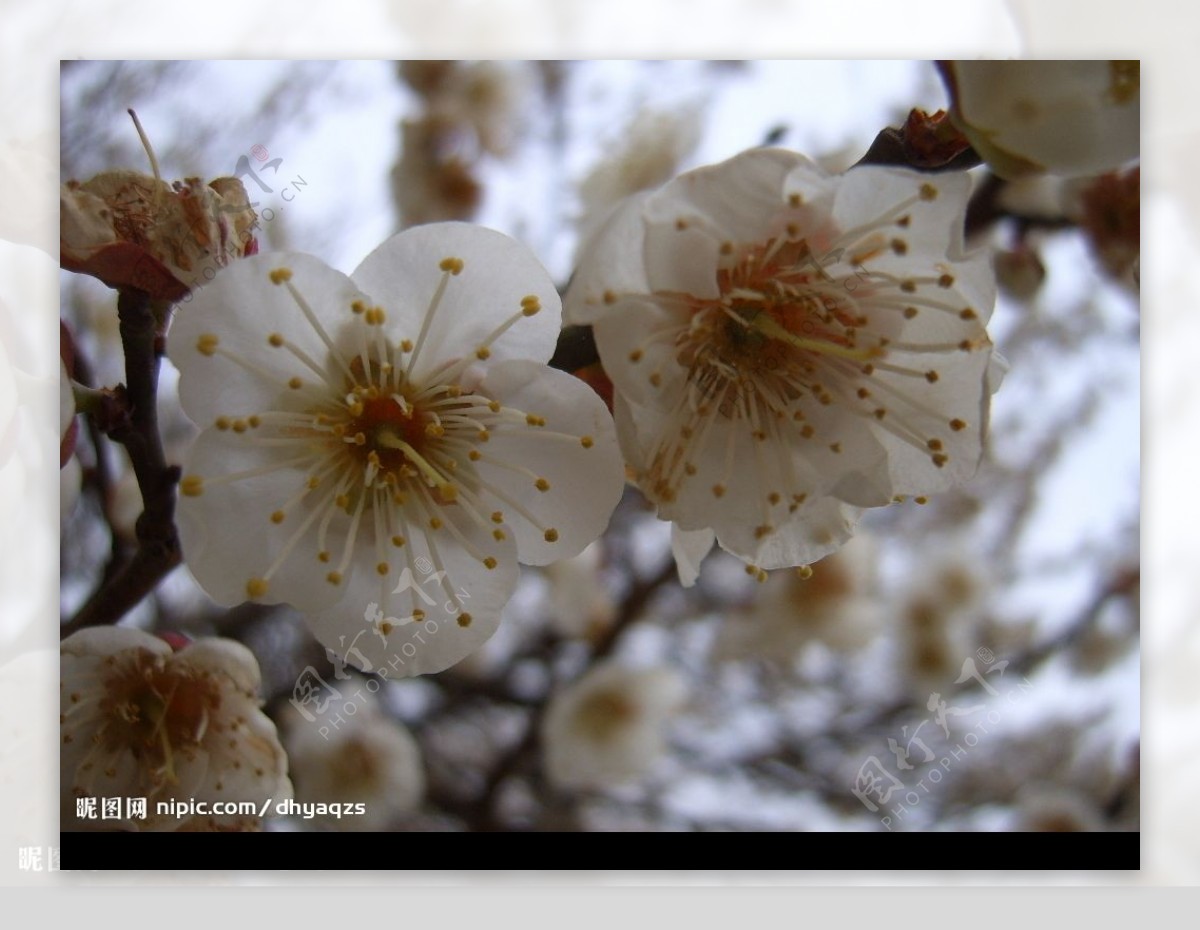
171,222,624,677
60,627,290,831
1073,166,1140,285
107,468,144,543
938,60,1139,180
578,105,703,241
60,171,257,302
59,359,76,467
542,662,685,790
899,552,986,695
437,61,534,159
993,244,1046,301
282,692,424,831
398,61,456,99
401,60,534,159
544,540,616,638
60,454,82,522
1008,785,1105,832
1071,591,1138,676
566,148,1001,579
393,60,534,228
392,116,483,228
995,175,1069,221
717,534,882,661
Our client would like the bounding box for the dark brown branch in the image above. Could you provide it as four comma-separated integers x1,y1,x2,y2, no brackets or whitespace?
68,340,132,586
828,565,1140,741
963,171,1077,240
460,556,678,831
64,288,181,636
590,557,676,662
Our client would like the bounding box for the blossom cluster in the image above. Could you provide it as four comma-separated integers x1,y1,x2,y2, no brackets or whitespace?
163,141,1005,672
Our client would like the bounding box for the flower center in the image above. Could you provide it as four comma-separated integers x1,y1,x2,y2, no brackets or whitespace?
354,395,426,465
679,235,881,411
100,650,220,789
333,355,452,494
574,690,638,742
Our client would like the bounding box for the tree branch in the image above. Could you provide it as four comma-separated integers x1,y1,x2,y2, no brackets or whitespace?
461,556,678,831
64,288,181,636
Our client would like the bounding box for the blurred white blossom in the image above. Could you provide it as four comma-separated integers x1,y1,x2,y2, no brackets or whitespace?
940,60,1139,180
283,691,425,831
59,357,76,464
1008,784,1105,832
542,662,685,791
898,550,987,695
717,534,882,661
544,540,616,638
578,105,703,242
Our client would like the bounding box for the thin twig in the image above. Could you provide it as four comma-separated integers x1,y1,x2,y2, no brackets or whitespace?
68,340,131,586
64,288,181,635
463,557,679,831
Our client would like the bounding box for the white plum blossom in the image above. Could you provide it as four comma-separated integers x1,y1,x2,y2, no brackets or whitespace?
171,223,624,677
565,148,1001,578
60,627,290,832
939,60,1139,180
541,662,686,791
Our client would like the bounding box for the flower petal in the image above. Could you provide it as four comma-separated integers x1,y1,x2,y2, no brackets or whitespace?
473,359,625,565
715,495,861,570
350,222,561,379
176,639,263,697
176,427,347,611
303,500,519,678
947,60,1139,179
647,147,815,247
563,194,653,325
61,626,170,659
172,252,370,427
671,525,714,588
